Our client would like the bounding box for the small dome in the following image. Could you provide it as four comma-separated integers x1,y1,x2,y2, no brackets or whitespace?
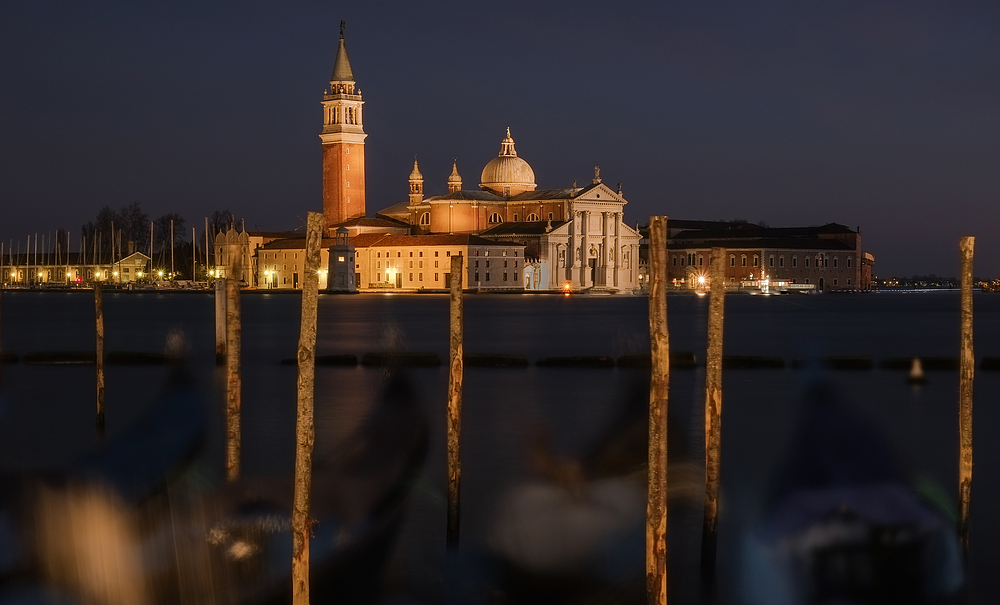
480,128,536,195
409,159,423,181
448,160,462,183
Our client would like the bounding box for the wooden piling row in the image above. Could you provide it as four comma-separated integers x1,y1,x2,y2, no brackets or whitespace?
447,254,464,550
958,236,974,559
95,282,105,436
292,212,324,605
701,247,726,586
225,259,242,483
646,216,669,605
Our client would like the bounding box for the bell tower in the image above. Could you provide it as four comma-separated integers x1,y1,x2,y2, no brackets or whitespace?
320,22,366,228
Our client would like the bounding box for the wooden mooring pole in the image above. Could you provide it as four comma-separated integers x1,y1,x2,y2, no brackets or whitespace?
215,277,227,364
701,247,726,590
646,216,669,605
447,253,464,550
95,282,106,436
225,257,242,482
292,212,323,605
958,236,974,560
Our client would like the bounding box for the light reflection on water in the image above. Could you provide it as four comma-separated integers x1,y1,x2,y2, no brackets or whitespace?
1,290,999,602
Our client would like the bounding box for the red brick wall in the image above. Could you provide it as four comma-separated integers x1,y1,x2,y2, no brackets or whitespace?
322,142,365,226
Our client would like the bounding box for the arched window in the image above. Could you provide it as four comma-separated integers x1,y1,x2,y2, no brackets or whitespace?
513,214,518,221
488,213,503,224
419,212,430,226
526,213,539,221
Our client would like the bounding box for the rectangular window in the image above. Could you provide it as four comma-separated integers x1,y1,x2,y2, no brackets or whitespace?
486,272,491,282
419,251,423,257
377,252,380,258
847,278,852,285
504,260,508,268
514,271,518,281
475,260,479,268
769,256,774,267
409,273,413,281
673,257,677,266
730,257,735,267
847,257,852,268
377,261,380,268
753,257,758,267
833,278,838,286
419,261,423,268
409,252,413,257
447,251,451,257
504,272,508,281
792,257,797,268
741,257,747,267
409,261,413,268
434,273,439,281
435,251,439,257
805,258,810,267
475,271,479,281
434,260,439,268
487,260,490,268
699,256,703,266
419,273,423,281
833,258,839,268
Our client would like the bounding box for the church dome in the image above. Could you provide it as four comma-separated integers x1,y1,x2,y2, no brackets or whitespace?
480,128,536,196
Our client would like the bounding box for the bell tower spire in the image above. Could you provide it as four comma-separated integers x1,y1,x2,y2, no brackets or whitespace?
320,22,366,229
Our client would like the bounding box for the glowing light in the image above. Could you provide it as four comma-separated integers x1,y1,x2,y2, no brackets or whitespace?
158,271,164,277
66,272,71,277
37,272,43,277
697,275,706,285
113,272,118,277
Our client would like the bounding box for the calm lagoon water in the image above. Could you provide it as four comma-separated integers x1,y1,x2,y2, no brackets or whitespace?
1,290,999,603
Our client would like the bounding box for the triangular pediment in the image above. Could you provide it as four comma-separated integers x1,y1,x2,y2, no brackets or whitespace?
572,182,627,205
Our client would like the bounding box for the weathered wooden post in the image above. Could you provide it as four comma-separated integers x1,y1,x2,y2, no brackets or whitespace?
292,212,323,605
958,236,974,560
215,277,227,364
95,282,106,436
225,255,242,482
647,216,669,605
447,253,464,550
701,246,726,588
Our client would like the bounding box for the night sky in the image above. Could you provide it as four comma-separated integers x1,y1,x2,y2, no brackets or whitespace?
2,0,999,277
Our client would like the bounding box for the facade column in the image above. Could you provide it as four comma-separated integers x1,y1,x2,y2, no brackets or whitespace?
602,211,610,287
567,211,576,283
580,210,589,288
611,212,622,289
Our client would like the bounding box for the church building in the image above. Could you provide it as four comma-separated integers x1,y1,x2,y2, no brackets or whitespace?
377,130,642,292
253,27,641,293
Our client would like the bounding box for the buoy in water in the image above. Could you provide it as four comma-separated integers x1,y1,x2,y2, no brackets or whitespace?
908,357,927,385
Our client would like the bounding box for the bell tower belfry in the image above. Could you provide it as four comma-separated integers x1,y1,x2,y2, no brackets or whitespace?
320,22,367,228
